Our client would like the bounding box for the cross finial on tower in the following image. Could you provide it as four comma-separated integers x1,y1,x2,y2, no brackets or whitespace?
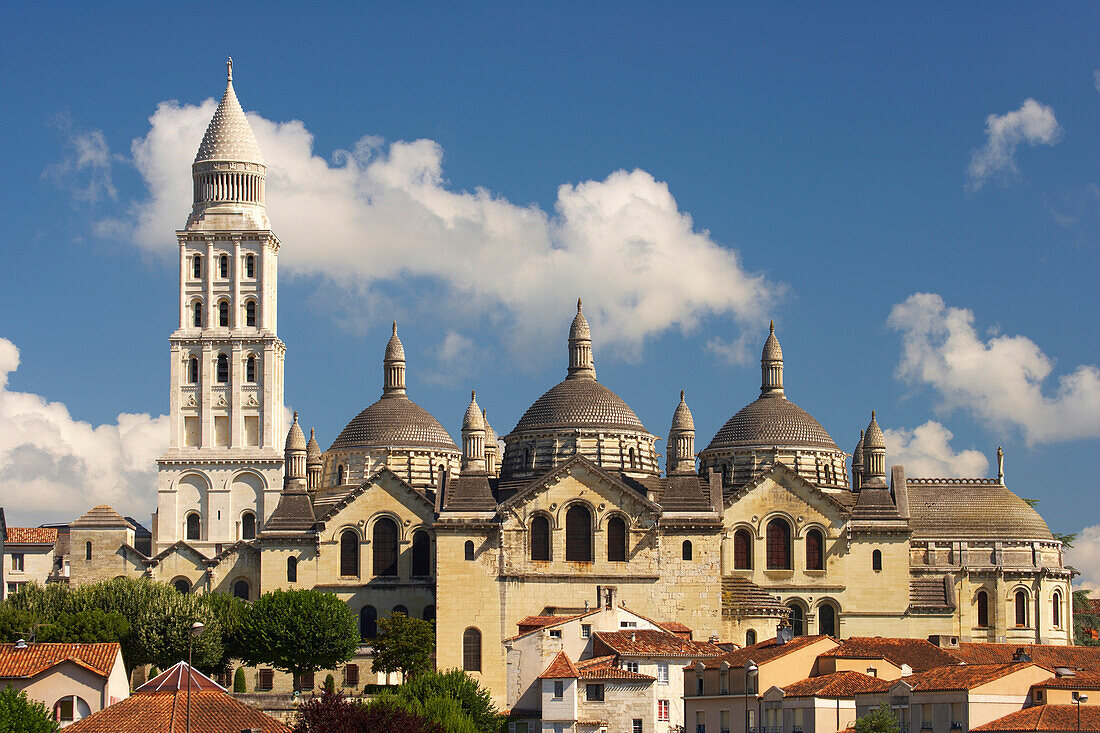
392,320,397,335
577,298,582,312
227,57,233,82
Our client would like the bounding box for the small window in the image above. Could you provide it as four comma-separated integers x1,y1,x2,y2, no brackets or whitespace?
553,680,564,699
186,513,201,541
219,254,228,279
258,669,274,691
245,300,257,327
245,254,255,278
628,447,636,468
819,603,837,637
173,578,191,594
465,540,475,561
659,699,671,720
1053,591,1062,628
734,528,753,569
1015,590,1028,627
657,663,669,684
585,683,604,702
245,355,257,382
530,515,551,561
463,627,482,671
286,556,297,583
746,629,757,646
336,464,345,485
192,255,202,279
608,516,627,562
232,580,249,600
635,719,645,733
343,664,359,687
620,621,637,628
872,549,883,572
977,590,989,628
624,661,639,673
360,606,377,641
216,354,229,383
218,300,229,327
549,629,562,639
84,542,92,561
193,301,203,328
240,512,256,540
682,539,693,561
806,529,824,570
10,554,23,572
188,356,199,384
423,605,435,622
581,624,592,639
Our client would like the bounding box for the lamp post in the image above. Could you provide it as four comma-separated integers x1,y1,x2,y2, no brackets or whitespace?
1074,692,1088,732
746,660,759,733
187,621,205,733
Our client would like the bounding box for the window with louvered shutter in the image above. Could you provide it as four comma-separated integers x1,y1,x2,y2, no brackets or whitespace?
373,518,398,577
607,517,627,562
344,664,359,687
766,519,790,569
258,669,273,690
734,529,752,569
530,515,551,561
565,505,592,562
806,529,824,570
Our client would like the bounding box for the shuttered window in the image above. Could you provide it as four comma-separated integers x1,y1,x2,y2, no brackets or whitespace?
373,518,398,577
344,664,359,687
766,519,791,569
565,505,592,562
530,515,551,561
607,517,627,562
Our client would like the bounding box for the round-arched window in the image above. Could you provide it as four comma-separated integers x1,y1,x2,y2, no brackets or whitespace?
240,511,256,540
173,578,191,594
734,528,753,569
232,580,250,600
607,517,627,562
806,529,824,571
682,540,693,561
340,530,359,577
565,505,593,562
819,603,837,637
766,519,791,569
185,513,201,541
530,515,551,561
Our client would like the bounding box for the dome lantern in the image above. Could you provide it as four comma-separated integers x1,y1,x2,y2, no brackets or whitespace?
667,390,697,474
462,391,487,472
567,299,596,380
761,321,784,397
383,321,407,397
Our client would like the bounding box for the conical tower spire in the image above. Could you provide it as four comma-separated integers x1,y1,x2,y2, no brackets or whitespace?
761,321,784,397
462,391,487,472
567,298,596,380
667,390,697,474
861,410,887,488
383,321,407,397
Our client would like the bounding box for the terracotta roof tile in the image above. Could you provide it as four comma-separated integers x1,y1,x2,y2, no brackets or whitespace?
900,663,1040,692
818,637,963,672
594,630,723,658
575,656,655,681
1033,671,1100,690
780,671,885,698
5,527,58,544
696,635,834,670
136,661,224,693
971,704,1100,732
949,643,1100,672
65,689,289,733
538,651,581,679
660,621,693,634
0,642,119,679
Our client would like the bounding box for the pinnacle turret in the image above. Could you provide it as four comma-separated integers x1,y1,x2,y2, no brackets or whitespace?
383,321,407,397
760,321,784,397
567,299,596,380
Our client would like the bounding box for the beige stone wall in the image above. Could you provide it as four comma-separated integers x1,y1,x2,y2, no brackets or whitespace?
68,526,142,587
322,448,460,492
2,544,56,598
575,680,654,731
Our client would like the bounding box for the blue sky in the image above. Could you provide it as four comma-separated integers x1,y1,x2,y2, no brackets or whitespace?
0,3,1097,574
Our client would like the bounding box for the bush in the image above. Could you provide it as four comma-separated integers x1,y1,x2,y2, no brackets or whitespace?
0,684,59,733
381,669,500,733
855,703,901,733
323,673,335,693
233,667,247,693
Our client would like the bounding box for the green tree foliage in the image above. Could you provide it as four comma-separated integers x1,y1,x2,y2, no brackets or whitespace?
855,703,901,733
381,669,501,733
0,607,37,644
323,673,335,693
237,590,359,680
1073,589,1100,647
292,691,443,733
1055,532,1078,548
371,612,435,680
35,609,129,644
0,684,60,733
233,666,247,693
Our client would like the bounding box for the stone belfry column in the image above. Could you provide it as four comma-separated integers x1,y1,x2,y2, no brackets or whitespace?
156,59,286,553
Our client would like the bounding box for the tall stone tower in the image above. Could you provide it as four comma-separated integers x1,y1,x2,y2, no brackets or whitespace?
155,59,285,553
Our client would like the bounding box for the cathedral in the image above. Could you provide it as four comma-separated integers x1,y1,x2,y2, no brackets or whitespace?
64,63,1072,709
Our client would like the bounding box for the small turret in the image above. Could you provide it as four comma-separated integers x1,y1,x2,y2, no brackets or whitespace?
667,391,696,474
851,429,865,492
383,321,407,397
861,410,887,489
306,428,323,490
482,409,499,475
461,391,487,473
283,412,307,486
760,321,784,397
567,299,596,380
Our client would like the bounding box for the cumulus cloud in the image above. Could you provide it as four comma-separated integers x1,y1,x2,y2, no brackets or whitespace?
423,330,489,387
44,114,117,204
966,98,1061,190
884,420,989,477
887,293,1100,445
1094,70,1100,95
97,96,775,363
0,337,168,526
1065,524,1100,592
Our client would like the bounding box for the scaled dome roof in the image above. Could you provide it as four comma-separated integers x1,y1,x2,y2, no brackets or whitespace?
511,378,648,435
705,394,840,451
194,63,264,166
329,396,459,452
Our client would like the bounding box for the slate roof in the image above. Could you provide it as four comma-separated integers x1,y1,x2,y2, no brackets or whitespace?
818,637,962,672
909,576,955,611
948,643,1100,672
575,655,655,681
442,473,497,512
510,376,649,435
906,479,1053,541
593,630,723,658
0,642,120,679
695,635,833,670
330,394,459,452
5,527,58,544
779,671,884,698
722,576,787,613
705,394,840,451
971,705,1100,732
194,73,264,165
538,650,581,679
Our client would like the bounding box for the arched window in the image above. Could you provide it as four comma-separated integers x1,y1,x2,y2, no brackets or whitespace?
872,549,883,572
219,254,229,278
186,513,201,541
173,578,191,594
530,515,551,561
463,628,482,672
607,517,627,562
218,300,229,327
193,301,203,328
787,604,805,636
565,504,593,562
806,529,824,571
339,530,359,577
464,540,475,561
628,447,636,469
746,629,757,646
373,518,399,577
245,355,256,383
192,255,202,279
188,357,199,384
734,528,753,569
392,605,408,617
766,519,791,569
245,300,257,327
336,465,345,485
286,556,297,583
360,606,377,641
233,580,249,600
977,591,990,628
411,531,431,577
240,511,256,540
1053,591,1062,628
819,603,837,637
85,541,92,560
682,540,693,561
245,254,255,278
1015,590,1028,627
216,354,229,383
423,605,436,622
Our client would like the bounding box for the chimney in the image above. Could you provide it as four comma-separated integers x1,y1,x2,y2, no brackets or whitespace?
1012,648,1032,663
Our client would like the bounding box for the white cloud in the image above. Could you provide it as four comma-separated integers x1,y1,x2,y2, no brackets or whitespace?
423,330,488,387
1094,69,1100,95
1065,524,1100,592
883,420,989,478
887,293,1100,445
966,98,1061,190
0,337,168,526
44,115,117,204
99,96,776,363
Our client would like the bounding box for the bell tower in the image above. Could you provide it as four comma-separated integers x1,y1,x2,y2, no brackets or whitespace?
155,60,285,553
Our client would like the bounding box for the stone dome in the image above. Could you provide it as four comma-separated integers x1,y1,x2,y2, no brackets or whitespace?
511,378,647,434
864,410,886,449
285,412,306,451
706,394,839,451
306,428,322,462
194,63,264,166
463,392,485,431
762,321,782,361
907,480,1053,541
384,321,405,362
670,391,694,432
329,396,458,452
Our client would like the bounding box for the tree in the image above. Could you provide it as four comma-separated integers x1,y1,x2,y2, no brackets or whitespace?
0,607,37,644
292,691,443,733
233,667,247,693
382,669,501,733
371,612,435,680
0,684,59,733
237,590,359,683
1073,589,1100,647
36,609,129,645
855,703,900,733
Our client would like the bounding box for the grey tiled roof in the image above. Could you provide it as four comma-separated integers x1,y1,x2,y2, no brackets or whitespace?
910,575,954,610
329,395,458,451
721,576,787,612
906,479,1053,541
442,473,497,512
510,377,648,434
194,79,264,165
705,394,839,451
261,492,316,534
659,474,713,512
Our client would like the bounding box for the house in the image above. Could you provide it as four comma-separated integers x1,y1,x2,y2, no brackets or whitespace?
65,661,289,732
537,650,656,733
971,704,1100,732
814,637,962,679
946,642,1100,672
3,527,59,600
0,641,128,727
1029,670,1100,706
761,671,883,733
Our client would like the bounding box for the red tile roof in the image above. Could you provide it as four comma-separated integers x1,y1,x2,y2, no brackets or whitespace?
971,704,1100,732
5,527,58,544
538,650,581,679
899,663,1042,692
695,635,835,670
780,671,886,698
950,643,1100,672
64,689,290,733
659,621,693,636
136,661,224,693
594,630,723,658
1033,671,1100,690
518,615,571,632
575,656,655,681
818,637,963,672
0,642,119,679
